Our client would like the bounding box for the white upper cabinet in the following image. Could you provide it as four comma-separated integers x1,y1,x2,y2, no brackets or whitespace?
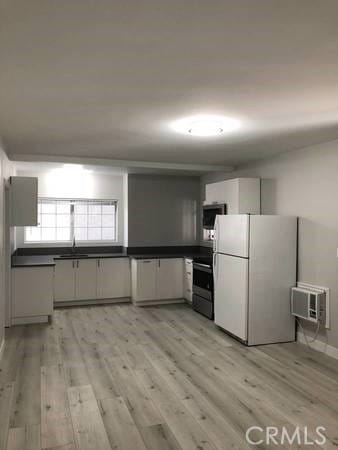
205,177,260,215
10,176,38,226
97,257,131,299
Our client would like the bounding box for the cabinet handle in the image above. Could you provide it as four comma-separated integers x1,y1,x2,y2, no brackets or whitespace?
77,260,79,268
142,260,152,263
72,260,74,269
158,260,161,267
97,259,100,268
187,271,191,275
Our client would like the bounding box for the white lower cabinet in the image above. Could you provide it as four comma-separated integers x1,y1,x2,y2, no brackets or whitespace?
97,258,131,299
131,258,184,305
131,259,157,301
54,257,131,304
75,259,97,300
11,266,53,324
157,259,183,300
54,260,75,301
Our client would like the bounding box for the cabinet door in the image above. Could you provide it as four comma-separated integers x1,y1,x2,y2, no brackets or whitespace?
132,259,157,301
10,176,38,226
238,178,261,214
97,258,131,299
54,260,75,301
75,259,97,300
12,267,53,317
206,182,225,204
157,259,183,300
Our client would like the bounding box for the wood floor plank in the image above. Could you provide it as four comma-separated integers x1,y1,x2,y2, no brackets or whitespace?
41,364,75,449
64,362,90,388
0,327,25,385
106,356,163,427
139,424,182,450
40,323,62,367
85,357,121,400
10,354,41,428
46,445,76,450
99,396,147,450
67,384,111,450
0,382,14,450
143,351,250,450
136,367,217,450
6,424,40,450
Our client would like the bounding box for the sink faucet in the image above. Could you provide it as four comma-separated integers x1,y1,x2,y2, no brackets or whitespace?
72,236,76,254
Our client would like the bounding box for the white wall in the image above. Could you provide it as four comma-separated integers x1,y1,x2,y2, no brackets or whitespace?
128,174,200,247
201,139,338,350
0,141,15,353
16,169,126,247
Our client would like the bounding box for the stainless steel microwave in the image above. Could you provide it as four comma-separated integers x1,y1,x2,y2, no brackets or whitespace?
202,204,226,229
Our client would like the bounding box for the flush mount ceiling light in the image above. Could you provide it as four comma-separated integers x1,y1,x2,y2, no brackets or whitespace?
171,115,240,137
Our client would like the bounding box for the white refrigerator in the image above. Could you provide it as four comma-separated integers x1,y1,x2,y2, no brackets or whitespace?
213,214,297,345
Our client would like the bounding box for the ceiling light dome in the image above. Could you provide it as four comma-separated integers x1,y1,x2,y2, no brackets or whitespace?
171,114,240,137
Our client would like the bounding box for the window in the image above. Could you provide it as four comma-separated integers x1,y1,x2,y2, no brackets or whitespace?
25,198,117,243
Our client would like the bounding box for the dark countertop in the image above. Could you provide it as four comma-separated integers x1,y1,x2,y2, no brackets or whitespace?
11,246,211,268
129,253,201,260
11,252,129,268
11,255,57,267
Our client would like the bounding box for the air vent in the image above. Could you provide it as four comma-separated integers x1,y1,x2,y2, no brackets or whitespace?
291,287,325,323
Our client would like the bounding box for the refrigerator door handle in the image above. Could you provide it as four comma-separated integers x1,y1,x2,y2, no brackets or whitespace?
213,217,218,253
213,252,216,282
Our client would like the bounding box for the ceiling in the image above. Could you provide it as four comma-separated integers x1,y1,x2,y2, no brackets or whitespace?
1,0,338,167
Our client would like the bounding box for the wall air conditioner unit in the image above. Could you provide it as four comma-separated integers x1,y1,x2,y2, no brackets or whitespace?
291,287,325,323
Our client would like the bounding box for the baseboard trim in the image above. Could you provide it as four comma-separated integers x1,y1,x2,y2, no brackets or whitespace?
133,298,185,307
54,297,131,308
11,315,49,325
297,331,338,360
0,338,5,362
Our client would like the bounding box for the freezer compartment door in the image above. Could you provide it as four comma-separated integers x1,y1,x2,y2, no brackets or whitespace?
214,253,248,341
214,215,249,257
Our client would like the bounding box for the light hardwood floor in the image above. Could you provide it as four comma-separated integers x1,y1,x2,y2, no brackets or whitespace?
0,303,338,450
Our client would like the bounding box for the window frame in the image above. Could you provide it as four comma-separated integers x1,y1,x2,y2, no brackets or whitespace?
24,197,118,245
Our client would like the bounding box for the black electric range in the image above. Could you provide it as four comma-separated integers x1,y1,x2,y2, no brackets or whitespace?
192,256,214,319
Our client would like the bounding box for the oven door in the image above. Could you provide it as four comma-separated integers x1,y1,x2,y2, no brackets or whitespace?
193,263,213,301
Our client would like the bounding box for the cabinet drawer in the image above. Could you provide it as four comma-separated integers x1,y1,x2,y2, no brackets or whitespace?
185,258,193,267
185,267,193,278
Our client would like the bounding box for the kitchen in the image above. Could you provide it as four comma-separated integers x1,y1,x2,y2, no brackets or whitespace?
10,169,295,344
1,1,338,449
